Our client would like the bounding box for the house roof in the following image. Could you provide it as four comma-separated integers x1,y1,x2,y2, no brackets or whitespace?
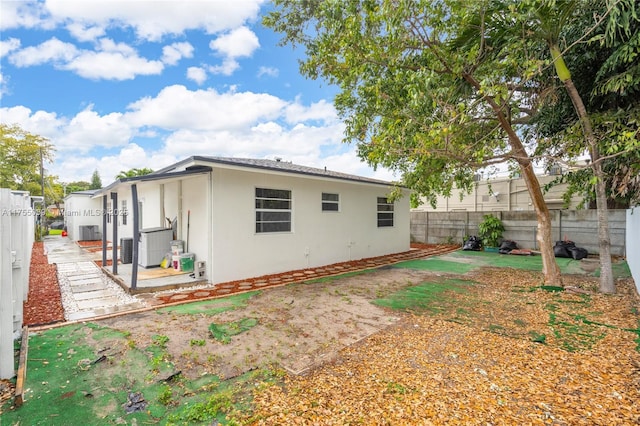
155,156,397,187
91,156,401,198
64,189,99,200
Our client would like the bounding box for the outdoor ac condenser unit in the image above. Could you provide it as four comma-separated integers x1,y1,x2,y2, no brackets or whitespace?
79,225,100,241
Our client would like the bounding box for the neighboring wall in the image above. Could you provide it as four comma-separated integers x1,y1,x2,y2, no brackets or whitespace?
411,209,627,256
414,175,581,212
0,189,34,379
627,207,640,293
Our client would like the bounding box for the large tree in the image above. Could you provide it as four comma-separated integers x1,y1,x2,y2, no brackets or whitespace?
0,124,54,193
265,0,564,285
524,0,640,293
89,169,102,190
116,167,154,180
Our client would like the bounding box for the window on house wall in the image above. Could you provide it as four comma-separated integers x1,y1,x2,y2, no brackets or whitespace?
322,192,340,211
377,197,394,227
107,201,111,224
255,188,292,233
122,199,127,225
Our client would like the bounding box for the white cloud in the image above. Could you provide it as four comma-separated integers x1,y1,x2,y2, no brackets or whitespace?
0,1,52,31
9,37,79,67
206,26,260,76
284,99,338,124
161,42,194,65
9,36,164,80
257,66,278,78
0,73,7,98
63,107,132,152
209,26,259,58
125,85,286,131
65,50,164,80
0,105,65,139
0,38,21,58
65,22,106,42
207,58,240,76
44,0,265,42
186,66,207,85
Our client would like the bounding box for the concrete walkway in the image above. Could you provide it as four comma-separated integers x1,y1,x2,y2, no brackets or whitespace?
43,236,146,321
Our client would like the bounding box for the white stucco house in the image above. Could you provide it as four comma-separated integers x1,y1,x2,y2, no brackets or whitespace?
77,156,410,290
63,189,102,241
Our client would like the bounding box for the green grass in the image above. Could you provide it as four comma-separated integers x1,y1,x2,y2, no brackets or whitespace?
156,291,258,316
209,318,259,344
391,258,477,274
1,321,283,425
595,261,632,278
448,250,586,274
372,278,474,313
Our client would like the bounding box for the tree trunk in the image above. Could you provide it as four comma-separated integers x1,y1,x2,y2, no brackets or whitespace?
517,157,562,285
563,79,615,293
461,71,563,286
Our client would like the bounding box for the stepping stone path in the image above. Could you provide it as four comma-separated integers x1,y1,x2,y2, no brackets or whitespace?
44,237,146,321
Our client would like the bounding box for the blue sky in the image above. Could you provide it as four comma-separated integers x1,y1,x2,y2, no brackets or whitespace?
1,0,396,185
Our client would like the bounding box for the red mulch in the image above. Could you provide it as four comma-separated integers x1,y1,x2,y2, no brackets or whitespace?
23,242,65,327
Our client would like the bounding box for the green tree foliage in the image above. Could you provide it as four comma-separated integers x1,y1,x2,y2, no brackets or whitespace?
89,169,102,189
115,167,154,180
64,181,91,194
0,124,54,193
265,0,563,285
534,0,640,208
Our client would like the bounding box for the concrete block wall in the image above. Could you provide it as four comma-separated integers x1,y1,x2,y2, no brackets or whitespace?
411,209,627,256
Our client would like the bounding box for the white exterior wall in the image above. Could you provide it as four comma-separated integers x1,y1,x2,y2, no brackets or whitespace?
209,167,410,284
137,184,162,229
64,194,102,241
179,175,209,257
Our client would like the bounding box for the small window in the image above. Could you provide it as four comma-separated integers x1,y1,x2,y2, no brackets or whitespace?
377,197,394,227
255,188,292,233
107,201,111,224
122,200,128,225
322,193,339,212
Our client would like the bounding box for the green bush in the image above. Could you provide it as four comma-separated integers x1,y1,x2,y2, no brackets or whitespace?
478,214,504,248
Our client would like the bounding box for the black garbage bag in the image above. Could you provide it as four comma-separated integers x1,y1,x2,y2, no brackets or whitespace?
554,240,575,258
568,246,588,260
463,236,482,251
499,240,518,254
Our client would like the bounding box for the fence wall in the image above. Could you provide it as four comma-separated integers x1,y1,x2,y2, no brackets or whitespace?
626,207,640,293
410,209,627,256
1,189,34,379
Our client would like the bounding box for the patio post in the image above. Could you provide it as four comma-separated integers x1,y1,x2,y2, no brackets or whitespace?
131,184,139,290
110,192,118,275
102,195,107,267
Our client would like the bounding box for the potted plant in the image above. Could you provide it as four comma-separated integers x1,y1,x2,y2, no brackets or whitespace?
478,214,504,252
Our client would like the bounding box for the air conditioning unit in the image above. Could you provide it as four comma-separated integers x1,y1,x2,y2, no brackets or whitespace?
79,225,100,241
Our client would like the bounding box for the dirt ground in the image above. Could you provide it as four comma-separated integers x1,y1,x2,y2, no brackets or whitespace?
98,268,429,380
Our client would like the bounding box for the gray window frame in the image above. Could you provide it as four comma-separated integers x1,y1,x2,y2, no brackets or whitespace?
377,197,394,227
255,187,292,233
321,192,340,212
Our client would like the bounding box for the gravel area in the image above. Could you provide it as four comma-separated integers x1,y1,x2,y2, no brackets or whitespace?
55,261,143,320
